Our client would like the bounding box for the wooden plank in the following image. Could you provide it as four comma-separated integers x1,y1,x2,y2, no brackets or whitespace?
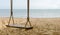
6,24,33,29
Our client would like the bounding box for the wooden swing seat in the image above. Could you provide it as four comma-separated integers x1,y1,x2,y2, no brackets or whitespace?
6,24,33,29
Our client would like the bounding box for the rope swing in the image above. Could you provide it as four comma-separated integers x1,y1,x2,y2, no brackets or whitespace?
6,0,33,29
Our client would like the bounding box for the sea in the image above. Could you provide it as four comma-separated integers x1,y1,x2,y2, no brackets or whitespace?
0,9,60,18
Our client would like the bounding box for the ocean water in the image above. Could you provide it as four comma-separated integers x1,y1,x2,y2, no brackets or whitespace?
0,9,60,18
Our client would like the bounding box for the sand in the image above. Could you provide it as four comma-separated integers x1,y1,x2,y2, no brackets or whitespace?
0,17,60,35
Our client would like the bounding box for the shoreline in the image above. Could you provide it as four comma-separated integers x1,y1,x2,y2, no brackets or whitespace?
0,16,60,18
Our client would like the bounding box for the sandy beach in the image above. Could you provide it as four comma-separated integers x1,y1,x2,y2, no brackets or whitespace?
0,17,60,35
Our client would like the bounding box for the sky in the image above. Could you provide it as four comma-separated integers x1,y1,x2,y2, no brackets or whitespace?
0,0,60,9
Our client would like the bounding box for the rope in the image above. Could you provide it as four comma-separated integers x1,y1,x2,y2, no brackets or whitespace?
8,0,14,25
25,0,32,27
